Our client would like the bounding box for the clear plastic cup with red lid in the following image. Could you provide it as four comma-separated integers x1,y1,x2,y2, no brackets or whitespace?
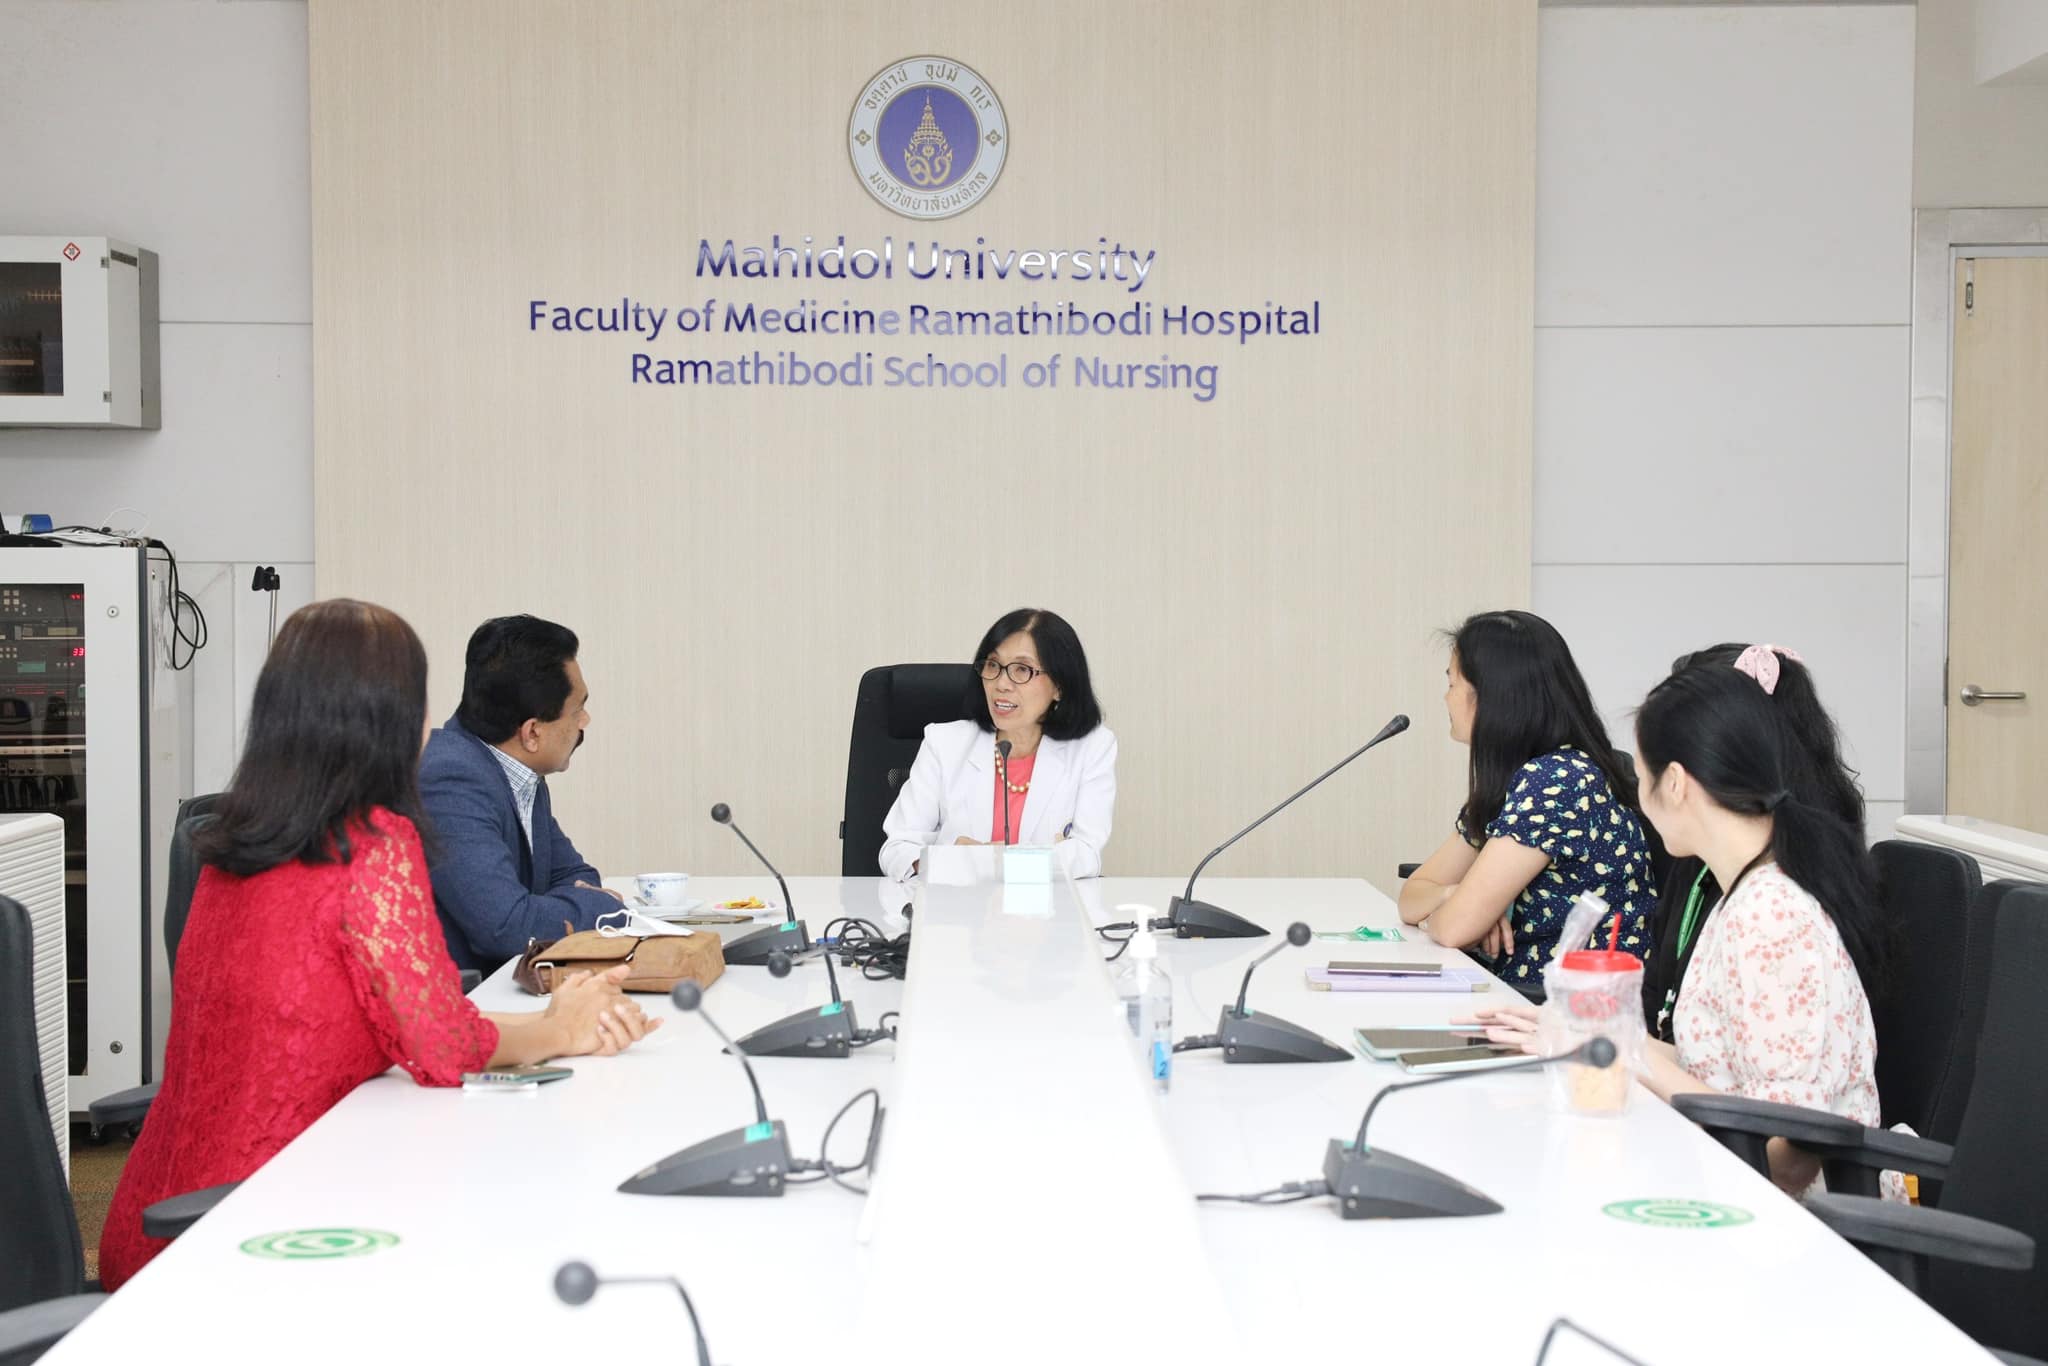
1539,900,1644,1116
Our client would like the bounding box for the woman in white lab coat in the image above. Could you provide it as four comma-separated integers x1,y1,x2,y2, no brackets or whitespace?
880,608,1117,881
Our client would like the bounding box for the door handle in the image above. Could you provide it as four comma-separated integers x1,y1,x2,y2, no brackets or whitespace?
1960,685,2028,707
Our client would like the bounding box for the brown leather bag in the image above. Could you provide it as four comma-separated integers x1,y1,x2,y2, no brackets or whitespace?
514,926,725,996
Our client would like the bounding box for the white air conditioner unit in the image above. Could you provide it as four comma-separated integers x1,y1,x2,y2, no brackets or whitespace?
0,235,160,429
0,812,70,1175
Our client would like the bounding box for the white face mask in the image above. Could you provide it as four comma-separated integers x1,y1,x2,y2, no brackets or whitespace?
594,906,695,939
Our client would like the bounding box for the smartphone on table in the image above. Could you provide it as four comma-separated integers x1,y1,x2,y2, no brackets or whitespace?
1395,1044,1527,1074
1353,1027,1493,1060
461,1064,574,1090
1327,960,1443,978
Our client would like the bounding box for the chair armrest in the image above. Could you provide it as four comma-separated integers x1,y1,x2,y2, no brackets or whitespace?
1672,1092,1870,1149
1806,1193,2034,1271
458,968,482,993
1842,1126,1956,1178
141,1180,242,1240
1396,863,1420,880
0,1293,105,1364
1671,1093,1956,1177
86,1081,159,1132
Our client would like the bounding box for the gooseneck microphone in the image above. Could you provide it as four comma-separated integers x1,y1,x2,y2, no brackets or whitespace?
711,802,812,967
554,1261,713,1366
1321,1037,1618,1219
1234,922,1312,1017
731,930,867,1059
996,738,1013,846
617,978,792,1198
1159,714,1411,939
1220,923,1350,1063
1174,923,1349,1064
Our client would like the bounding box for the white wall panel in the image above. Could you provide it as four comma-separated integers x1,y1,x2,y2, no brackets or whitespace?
0,0,311,323
1538,5,1914,326
2,323,313,564
1534,563,1906,802
1535,326,1909,565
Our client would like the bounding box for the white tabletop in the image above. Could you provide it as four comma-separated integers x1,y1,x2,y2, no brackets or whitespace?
44,873,1993,1364
1100,876,1992,1365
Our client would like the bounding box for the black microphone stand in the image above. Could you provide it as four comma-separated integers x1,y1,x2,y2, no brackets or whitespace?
1205,923,1350,1064
1159,714,1410,939
731,930,867,1058
554,1261,714,1366
1319,1038,1617,1219
996,738,1013,845
711,802,813,967
618,979,793,1198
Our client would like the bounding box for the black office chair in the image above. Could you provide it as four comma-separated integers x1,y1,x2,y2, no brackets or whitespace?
1679,885,2048,1364
1870,841,1988,1143
1673,854,1997,1205
87,793,221,1139
838,664,975,876
0,896,104,1364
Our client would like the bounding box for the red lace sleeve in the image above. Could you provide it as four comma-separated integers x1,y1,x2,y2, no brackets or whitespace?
334,814,500,1085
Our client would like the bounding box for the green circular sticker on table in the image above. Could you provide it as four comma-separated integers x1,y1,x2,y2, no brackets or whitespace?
240,1228,401,1260
1603,1198,1753,1229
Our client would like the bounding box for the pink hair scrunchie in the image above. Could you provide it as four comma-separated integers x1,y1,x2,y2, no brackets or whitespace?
1732,643,1805,696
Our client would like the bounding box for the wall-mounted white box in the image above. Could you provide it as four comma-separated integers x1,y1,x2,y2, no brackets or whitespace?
0,235,160,429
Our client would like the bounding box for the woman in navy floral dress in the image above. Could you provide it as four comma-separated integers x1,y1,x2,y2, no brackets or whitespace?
1397,611,1659,1000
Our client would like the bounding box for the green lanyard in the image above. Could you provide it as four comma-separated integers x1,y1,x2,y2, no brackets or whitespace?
1655,866,1715,1037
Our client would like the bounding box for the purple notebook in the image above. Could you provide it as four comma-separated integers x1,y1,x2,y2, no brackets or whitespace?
1304,964,1493,993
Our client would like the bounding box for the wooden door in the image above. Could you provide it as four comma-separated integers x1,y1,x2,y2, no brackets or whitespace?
1947,255,2048,829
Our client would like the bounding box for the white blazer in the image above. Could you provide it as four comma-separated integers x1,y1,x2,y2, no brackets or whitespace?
879,720,1117,882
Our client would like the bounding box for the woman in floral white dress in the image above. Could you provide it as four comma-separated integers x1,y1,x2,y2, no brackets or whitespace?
1474,647,1889,1197
1626,650,1887,1194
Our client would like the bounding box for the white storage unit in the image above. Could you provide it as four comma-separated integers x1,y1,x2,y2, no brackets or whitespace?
0,235,160,429
0,813,69,1173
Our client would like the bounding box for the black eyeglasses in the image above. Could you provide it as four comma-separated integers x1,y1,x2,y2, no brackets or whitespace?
978,659,1044,685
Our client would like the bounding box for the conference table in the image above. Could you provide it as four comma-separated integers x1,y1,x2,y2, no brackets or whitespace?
43,870,1993,1365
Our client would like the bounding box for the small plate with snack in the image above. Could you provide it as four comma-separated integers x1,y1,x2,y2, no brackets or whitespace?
706,895,785,921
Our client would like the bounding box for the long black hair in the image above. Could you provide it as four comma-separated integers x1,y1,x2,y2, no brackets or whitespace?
1641,645,1870,1032
1635,663,1885,992
1668,643,1864,838
1451,610,1636,839
963,608,1104,741
196,599,432,876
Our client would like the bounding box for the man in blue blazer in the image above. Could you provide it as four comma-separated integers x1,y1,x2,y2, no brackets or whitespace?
420,615,622,972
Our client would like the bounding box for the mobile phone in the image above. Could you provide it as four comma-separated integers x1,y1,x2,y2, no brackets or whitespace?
1353,1028,1492,1059
1327,960,1443,977
462,1064,574,1089
1397,1044,1527,1074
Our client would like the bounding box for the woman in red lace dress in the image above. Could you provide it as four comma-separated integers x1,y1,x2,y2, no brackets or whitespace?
100,600,658,1289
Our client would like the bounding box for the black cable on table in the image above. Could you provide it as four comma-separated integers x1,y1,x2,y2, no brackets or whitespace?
788,1087,885,1196
1097,920,1139,962
1194,1180,1329,1206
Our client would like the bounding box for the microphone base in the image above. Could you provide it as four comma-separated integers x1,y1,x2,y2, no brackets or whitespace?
731,1001,857,1059
1217,1007,1351,1064
1320,1138,1503,1220
1162,896,1269,940
722,919,811,967
620,1119,793,1198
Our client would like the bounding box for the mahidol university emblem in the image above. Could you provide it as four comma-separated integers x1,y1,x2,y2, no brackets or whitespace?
848,56,1008,220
